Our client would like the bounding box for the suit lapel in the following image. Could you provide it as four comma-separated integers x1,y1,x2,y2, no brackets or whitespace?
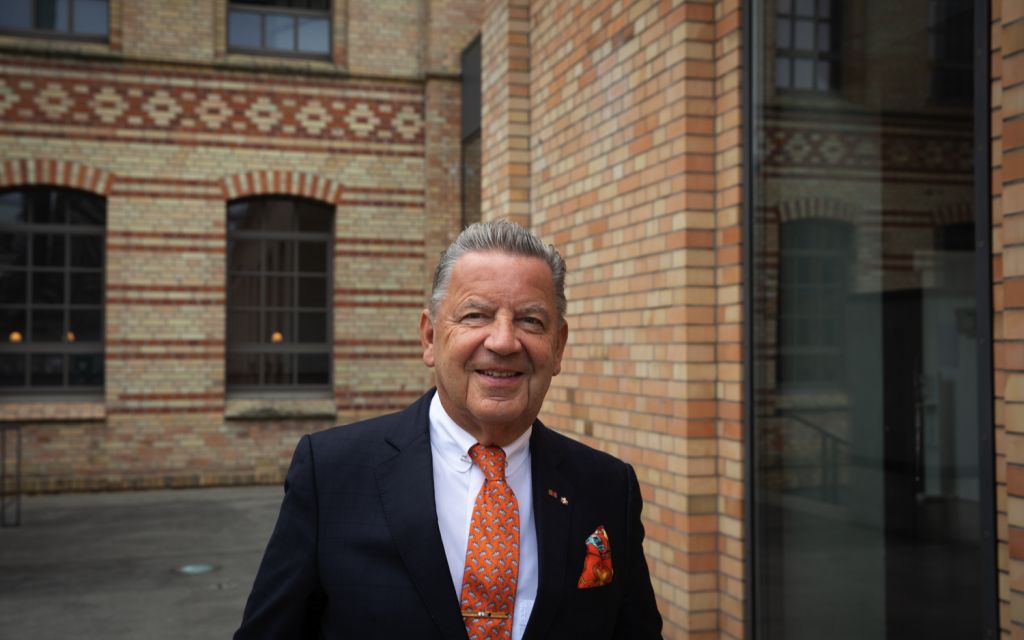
523,424,575,640
375,394,466,640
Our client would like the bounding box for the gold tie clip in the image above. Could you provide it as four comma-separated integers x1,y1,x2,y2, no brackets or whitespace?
461,609,510,620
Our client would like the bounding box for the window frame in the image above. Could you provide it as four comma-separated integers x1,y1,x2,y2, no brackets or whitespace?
226,1,332,60
0,0,110,42
0,187,106,396
773,0,841,94
225,196,335,394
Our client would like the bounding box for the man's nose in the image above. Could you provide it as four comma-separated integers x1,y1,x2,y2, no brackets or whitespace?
484,316,521,354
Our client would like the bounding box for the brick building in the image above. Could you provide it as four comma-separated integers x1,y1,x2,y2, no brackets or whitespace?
2,0,1022,638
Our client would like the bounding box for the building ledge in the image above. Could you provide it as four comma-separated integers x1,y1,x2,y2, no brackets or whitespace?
0,399,106,423
224,396,337,421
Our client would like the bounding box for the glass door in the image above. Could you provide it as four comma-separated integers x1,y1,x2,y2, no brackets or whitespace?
749,0,990,637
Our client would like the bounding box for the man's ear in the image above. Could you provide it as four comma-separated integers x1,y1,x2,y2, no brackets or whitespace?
552,319,569,376
419,309,436,367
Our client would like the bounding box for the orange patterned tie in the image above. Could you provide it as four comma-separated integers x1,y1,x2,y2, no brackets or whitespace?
460,444,520,639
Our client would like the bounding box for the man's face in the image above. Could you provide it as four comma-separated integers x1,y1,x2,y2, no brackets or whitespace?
420,251,569,445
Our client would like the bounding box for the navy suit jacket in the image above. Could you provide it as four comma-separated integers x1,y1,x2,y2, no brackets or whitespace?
235,390,662,639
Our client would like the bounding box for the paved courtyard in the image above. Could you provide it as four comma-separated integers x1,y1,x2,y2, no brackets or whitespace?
0,485,282,640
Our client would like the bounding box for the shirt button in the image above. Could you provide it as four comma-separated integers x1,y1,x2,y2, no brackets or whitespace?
460,454,470,463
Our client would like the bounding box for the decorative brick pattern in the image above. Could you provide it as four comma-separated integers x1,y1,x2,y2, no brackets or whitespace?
0,58,425,154
0,2,478,494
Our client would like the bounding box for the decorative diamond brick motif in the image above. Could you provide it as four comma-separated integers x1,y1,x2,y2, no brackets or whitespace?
245,97,282,133
0,69,426,147
296,99,331,135
143,90,183,127
34,83,72,119
345,102,381,138
0,79,17,117
90,86,127,124
195,93,232,130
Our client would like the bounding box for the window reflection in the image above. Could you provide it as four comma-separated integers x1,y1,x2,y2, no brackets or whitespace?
752,0,982,637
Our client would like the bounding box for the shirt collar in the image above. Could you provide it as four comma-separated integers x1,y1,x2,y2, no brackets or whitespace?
429,392,532,476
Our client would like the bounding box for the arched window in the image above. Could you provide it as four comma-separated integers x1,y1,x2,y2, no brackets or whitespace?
226,196,333,391
0,187,106,392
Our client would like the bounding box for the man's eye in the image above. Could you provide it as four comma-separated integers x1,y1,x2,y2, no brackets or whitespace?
461,312,485,322
521,317,544,328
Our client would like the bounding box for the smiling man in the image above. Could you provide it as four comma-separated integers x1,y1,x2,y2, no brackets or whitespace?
235,221,662,640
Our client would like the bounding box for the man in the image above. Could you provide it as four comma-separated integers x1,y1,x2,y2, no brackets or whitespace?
235,220,663,639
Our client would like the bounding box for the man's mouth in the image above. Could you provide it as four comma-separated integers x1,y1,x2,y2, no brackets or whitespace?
478,369,521,378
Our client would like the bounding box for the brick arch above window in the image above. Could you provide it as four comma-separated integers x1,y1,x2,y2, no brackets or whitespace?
930,201,974,227
0,159,112,196
777,197,862,226
221,171,342,206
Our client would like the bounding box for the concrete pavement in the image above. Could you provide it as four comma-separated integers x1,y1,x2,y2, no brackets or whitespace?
0,485,283,640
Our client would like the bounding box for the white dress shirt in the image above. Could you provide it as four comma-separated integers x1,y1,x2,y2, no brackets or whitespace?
429,393,537,640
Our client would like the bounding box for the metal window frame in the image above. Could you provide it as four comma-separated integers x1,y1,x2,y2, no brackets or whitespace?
742,0,996,636
0,187,105,395
0,0,109,42
226,1,332,60
225,196,334,392
773,0,841,93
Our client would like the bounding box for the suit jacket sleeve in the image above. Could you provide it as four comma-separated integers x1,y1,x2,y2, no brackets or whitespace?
235,435,325,639
614,463,663,639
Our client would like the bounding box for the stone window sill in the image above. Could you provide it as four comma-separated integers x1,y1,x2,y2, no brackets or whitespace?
225,397,337,421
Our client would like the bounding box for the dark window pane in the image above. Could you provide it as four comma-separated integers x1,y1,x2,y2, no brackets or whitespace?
227,310,261,344
0,270,26,304
297,205,331,232
263,311,291,343
28,190,64,224
794,58,814,89
70,272,102,303
297,17,329,54
30,353,63,386
265,14,296,50
298,242,327,272
36,0,70,31
265,240,294,272
297,312,326,343
0,354,26,387
33,234,65,267
0,192,26,225
0,1,32,29
0,309,25,340
297,277,326,307
70,235,103,268
794,0,814,16
228,10,262,48
227,200,260,232
68,353,103,386
266,276,294,307
73,0,107,35
229,239,262,272
261,200,295,232
226,353,260,386
68,193,105,226
228,275,261,307
0,233,29,267
32,272,64,303
32,309,64,341
297,353,329,385
69,309,101,342
263,352,292,385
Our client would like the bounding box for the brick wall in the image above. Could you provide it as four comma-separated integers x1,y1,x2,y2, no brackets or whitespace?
478,0,739,636
0,0,481,492
994,0,1024,635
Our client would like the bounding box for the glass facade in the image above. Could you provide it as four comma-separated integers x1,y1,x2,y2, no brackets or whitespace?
750,0,985,637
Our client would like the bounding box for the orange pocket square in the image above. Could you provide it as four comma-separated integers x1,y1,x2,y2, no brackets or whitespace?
577,525,614,589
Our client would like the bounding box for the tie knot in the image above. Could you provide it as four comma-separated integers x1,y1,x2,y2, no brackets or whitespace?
469,444,507,481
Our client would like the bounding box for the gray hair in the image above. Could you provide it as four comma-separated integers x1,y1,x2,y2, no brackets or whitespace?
430,220,567,322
